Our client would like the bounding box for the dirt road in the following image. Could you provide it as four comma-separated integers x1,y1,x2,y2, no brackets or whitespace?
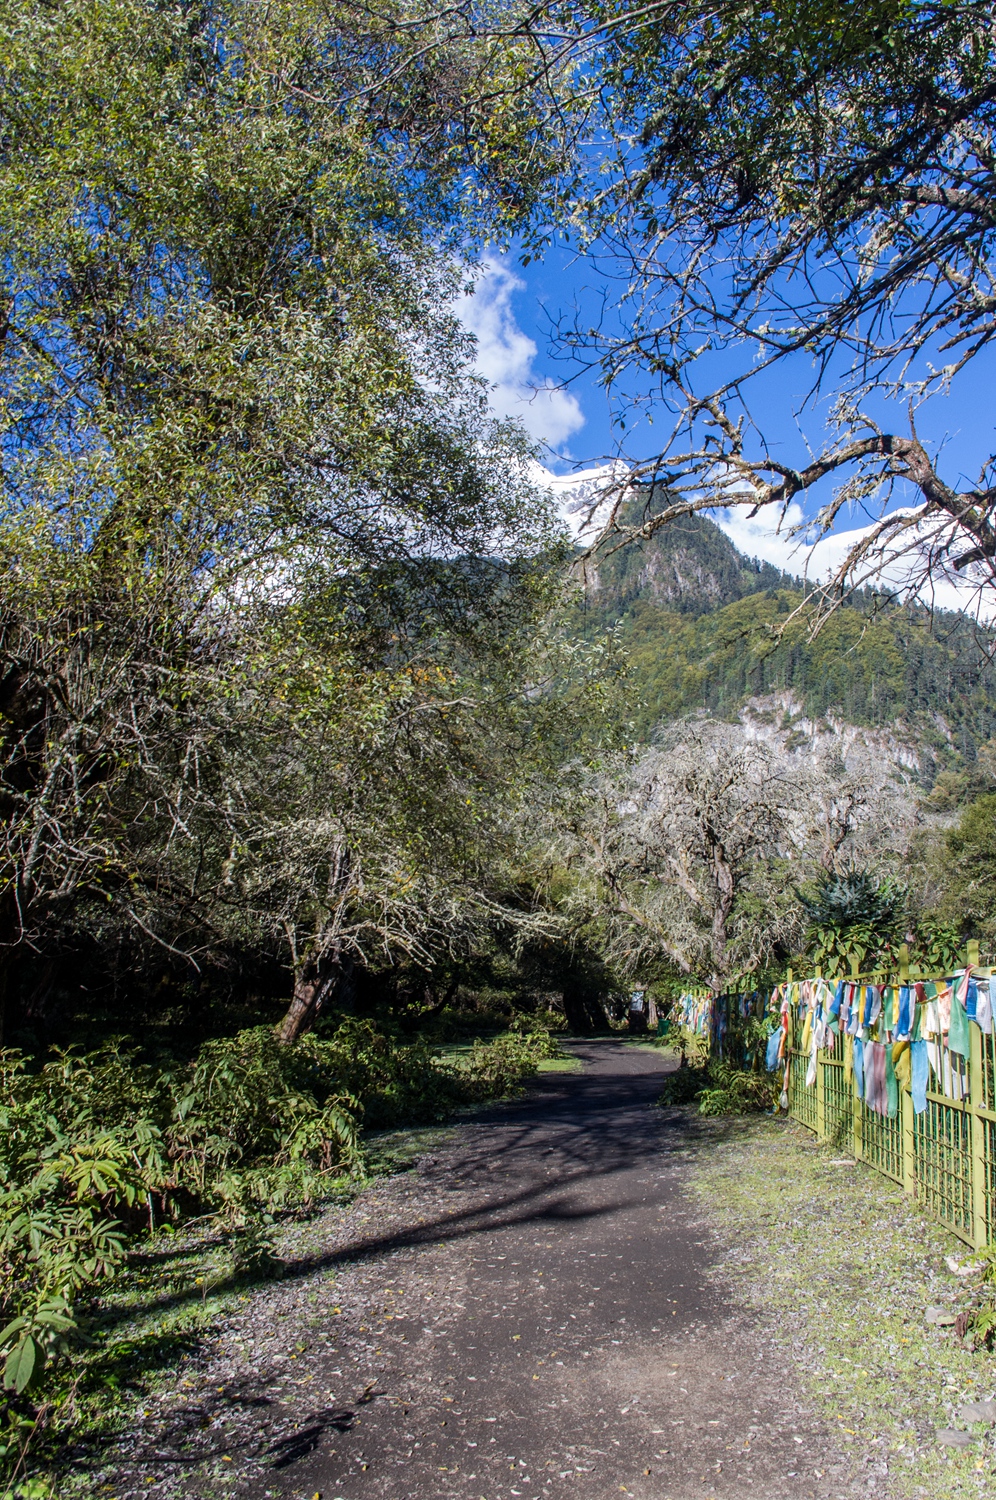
210,1040,864,1500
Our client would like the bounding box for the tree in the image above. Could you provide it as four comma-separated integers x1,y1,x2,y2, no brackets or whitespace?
787,739,922,875
544,713,926,986
557,0,996,614
0,0,570,1040
934,792,996,945
798,866,906,973
549,723,800,985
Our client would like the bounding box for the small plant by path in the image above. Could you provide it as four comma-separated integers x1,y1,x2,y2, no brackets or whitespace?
0,1022,552,1497
690,1114,996,1499
659,1057,779,1114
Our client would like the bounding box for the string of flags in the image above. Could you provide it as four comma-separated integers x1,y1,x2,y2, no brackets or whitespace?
770,972,994,1115
675,972,995,1117
676,991,713,1036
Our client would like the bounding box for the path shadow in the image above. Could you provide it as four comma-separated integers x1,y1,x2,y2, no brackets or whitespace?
265,1404,358,1467
275,1045,734,1279
94,1049,732,1341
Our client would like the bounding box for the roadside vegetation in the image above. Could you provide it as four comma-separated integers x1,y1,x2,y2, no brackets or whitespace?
0,1020,559,1490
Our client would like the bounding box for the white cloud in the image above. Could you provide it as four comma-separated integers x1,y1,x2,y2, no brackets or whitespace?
711,504,991,617
460,261,585,450
708,501,811,574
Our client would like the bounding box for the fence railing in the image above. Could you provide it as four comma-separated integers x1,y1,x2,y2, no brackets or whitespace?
679,960,996,1248
784,986,996,1249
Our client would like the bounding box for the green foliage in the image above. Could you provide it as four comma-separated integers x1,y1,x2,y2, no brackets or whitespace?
935,793,996,948
801,869,906,974
657,1064,709,1107
0,0,576,1056
168,1028,364,1211
657,1058,778,1115
966,1247,996,1350
308,1018,499,1128
912,918,966,974
579,516,996,753
696,1063,780,1117
224,1214,283,1282
740,1015,778,1072
508,1014,567,1055
460,1028,555,1097
0,1020,537,1416
0,1047,166,1400
799,869,904,930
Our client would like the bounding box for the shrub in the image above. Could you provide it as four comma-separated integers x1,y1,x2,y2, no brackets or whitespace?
314,1019,467,1127
0,1018,542,1411
696,1062,780,1116
168,1027,362,1210
508,1014,567,1051
0,1048,166,1397
657,1063,709,1107
507,1017,566,1059
461,1033,544,1098
657,1058,779,1116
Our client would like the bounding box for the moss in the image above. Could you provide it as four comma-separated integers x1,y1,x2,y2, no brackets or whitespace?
691,1116,996,1498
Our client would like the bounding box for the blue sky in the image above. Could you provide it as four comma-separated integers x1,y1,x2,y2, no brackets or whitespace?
463,243,996,481
458,242,996,609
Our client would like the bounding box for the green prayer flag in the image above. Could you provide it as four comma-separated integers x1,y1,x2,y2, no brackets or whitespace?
949,988,971,1058
885,1044,899,1118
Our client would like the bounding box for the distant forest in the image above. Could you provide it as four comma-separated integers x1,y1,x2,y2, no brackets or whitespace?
579,512,996,765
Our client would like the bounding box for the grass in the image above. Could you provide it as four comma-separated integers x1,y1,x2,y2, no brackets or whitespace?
537,1055,584,1073
433,1041,477,1063
691,1114,996,1499
619,1035,677,1055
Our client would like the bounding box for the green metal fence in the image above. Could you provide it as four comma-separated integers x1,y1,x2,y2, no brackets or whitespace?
786,1012,996,1248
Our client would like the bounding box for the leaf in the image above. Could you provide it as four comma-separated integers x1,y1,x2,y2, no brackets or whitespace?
0,1318,29,1347
4,1336,37,1394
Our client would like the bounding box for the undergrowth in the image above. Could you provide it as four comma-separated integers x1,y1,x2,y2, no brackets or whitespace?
657,1058,779,1115
0,1019,553,1494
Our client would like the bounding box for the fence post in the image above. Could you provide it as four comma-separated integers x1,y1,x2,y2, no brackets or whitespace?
966,939,987,1248
846,962,863,1162
852,1058,863,1164
969,1019,986,1248
901,1071,916,1200
896,946,916,1197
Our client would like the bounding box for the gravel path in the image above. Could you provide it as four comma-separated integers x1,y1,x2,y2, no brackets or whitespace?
109,1040,871,1500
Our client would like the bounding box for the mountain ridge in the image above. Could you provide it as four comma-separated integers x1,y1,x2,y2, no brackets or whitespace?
578,511,996,777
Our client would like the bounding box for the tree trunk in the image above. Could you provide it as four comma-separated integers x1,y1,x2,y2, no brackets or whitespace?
561,984,608,1035
277,949,354,1044
709,840,735,980
409,975,459,1028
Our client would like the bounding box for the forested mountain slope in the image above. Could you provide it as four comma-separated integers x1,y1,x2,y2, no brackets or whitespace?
579,513,996,768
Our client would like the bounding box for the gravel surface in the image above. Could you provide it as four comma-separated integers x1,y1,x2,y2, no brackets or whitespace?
90,1040,868,1500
